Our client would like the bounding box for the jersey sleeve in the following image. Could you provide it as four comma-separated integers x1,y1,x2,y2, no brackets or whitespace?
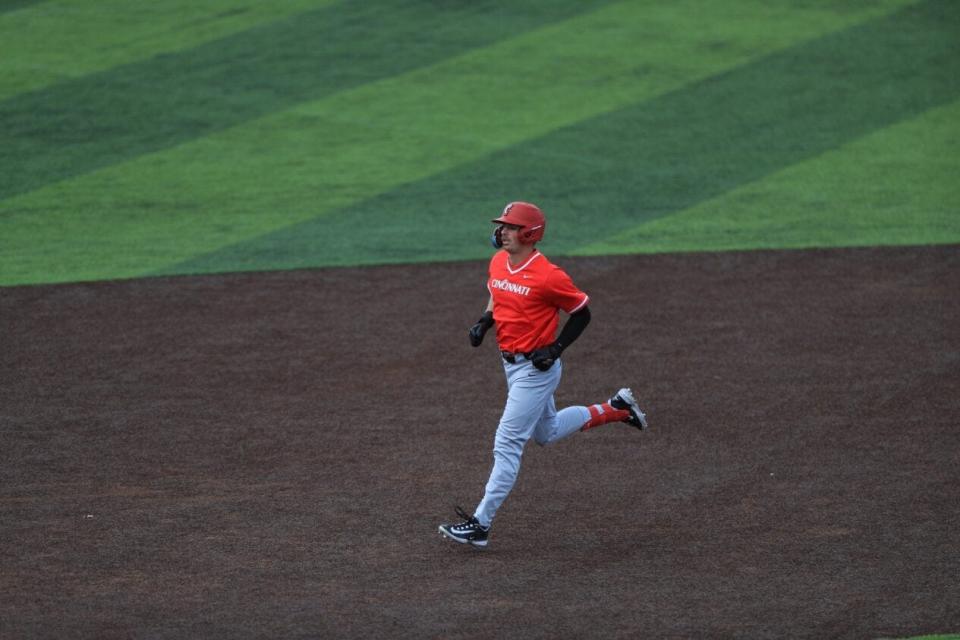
485,252,499,296
545,267,589,314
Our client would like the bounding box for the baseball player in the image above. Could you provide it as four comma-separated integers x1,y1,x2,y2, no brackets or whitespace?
439,202,648,548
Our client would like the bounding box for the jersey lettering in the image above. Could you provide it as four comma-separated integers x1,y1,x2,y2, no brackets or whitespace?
490,278,531,296
487,250,588,353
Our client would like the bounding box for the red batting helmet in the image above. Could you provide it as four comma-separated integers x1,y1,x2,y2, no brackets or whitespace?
491,201,546,245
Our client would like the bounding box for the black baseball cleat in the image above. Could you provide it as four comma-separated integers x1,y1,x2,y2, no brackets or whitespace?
609,387,648,430
439,506,489,548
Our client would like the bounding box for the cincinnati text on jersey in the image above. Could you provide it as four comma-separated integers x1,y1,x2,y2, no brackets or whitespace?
490,278,531,296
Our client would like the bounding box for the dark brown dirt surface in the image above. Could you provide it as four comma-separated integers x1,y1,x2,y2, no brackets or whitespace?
2,246,958,639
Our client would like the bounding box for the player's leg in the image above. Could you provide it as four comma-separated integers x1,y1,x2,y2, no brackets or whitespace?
473,359,561,528
533,389,590,445
534,407,588,444
581,388,648,431
535,387,648,445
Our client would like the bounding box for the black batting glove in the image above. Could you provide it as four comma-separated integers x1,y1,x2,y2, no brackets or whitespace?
469,311,494,347
530,343,563,371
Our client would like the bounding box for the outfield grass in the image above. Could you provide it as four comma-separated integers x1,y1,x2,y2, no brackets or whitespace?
581,100,960,256
0,0,329,102
1,0,957,286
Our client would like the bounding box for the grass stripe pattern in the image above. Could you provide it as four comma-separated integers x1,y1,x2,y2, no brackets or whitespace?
1,0,957,286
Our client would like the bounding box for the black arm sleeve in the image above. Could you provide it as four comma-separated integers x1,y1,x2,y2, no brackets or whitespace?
477,310,494,329
554,305,591,352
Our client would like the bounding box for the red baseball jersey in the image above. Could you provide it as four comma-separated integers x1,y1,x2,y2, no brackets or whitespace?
487,249,589,353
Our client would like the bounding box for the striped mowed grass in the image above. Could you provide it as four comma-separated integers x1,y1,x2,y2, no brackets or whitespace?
1,0,957,286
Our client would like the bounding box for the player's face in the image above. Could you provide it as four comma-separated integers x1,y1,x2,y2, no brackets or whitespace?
499,224,523,252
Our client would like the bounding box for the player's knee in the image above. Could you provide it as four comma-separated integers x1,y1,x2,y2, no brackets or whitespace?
533,419,559,446
492,438,523,463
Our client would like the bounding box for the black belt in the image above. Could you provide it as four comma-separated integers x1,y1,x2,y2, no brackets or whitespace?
501,350,533,364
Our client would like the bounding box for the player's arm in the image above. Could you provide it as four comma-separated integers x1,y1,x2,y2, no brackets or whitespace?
529,306,591,370
555,305,591,352
469,296,495,347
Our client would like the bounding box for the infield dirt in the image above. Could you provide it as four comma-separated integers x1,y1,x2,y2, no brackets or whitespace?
2,246,958,638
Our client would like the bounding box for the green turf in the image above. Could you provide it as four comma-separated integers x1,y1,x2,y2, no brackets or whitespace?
0,0,612,201
0,0,45,14
170,0,959,275
0,0,328,102
1,0,956,286
2,0,911,285
581,99,960,256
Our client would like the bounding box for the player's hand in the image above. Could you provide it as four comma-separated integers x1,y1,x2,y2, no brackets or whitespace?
468,322,487,347
530,343,562,371
469,311,494,347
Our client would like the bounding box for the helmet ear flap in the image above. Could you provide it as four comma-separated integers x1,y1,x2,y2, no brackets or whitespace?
491,225,504,248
